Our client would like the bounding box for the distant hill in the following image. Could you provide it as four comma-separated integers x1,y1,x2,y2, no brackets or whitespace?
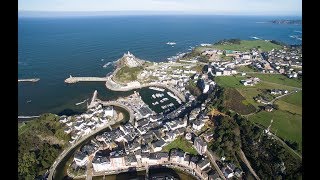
270,20,302,25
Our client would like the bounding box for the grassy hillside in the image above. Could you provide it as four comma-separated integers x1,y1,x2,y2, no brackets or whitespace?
212,40,282,52
163,136,198,155
248,110,302,152
18,114,70,180
223,88,256,115
114,66,143,84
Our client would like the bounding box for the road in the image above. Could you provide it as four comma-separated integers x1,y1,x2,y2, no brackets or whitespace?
47,105,131,180
206,150,226,180
253,124,302,160
238,149,261,180
270,133,302,159
270,89,301,104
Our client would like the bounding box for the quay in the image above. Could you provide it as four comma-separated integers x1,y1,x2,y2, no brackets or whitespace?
65,75,108,83
18,78,40,82
64,75,186,102
18,116,40,119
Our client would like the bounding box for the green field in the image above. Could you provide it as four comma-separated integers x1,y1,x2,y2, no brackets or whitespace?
162,136,198,155
281,91,302,106
253,74,302,88
216,75,300,108
276,100,302,115
211,40,282,52
216,75,301,90
235,65,258,73
248,110,302,152
215,76,245,88
114,66,143,83
223,88,256,115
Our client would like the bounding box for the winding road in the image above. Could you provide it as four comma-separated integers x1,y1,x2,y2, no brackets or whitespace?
238,149,261,180
47,102,132,180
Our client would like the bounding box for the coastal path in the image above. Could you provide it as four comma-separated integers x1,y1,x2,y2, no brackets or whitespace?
237,149,261,180
206,150,226,180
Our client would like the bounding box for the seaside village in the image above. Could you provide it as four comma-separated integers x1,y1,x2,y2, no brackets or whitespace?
57,44,302,180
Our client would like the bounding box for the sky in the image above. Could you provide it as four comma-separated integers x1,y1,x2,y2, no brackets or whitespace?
18,0,302,16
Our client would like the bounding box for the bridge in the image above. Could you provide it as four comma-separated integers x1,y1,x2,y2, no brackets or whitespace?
18,78,40,82
64,75,108,83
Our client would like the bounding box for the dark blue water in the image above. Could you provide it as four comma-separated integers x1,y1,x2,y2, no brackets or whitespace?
18,15,302,116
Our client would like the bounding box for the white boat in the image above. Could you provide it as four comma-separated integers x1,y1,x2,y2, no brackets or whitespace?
152,101,159,105
149,87,165,92
166,42,176,45
152,94,156,99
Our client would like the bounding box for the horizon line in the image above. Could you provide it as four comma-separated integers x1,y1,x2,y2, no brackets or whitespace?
18,10,302,18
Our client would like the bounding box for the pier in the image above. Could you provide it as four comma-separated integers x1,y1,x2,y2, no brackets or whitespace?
65,75,108,83
18,78,40,83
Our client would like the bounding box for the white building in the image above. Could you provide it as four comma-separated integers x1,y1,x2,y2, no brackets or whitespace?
74,152,88,167
194,137,207,155
104,106,114,117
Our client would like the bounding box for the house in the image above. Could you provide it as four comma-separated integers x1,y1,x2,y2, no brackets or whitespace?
170,149,185,164
182,153,191,166
74,151,88,167
194,137,207,155
208,170,221,180
110,153,126,168
192,120,205,131
197,158,211,171
125,153,138,167
222,167,234,179
151,139,166,152
148,152,169,165
265,105,274,112
141,152,150,164
190,155,200,169
185,132,192,141
92,151,112,172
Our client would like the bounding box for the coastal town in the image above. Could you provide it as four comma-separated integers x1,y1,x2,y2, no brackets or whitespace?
46,39,302,180
14,38,302,180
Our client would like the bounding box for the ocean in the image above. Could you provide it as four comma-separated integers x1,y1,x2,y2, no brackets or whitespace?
18,15,302,116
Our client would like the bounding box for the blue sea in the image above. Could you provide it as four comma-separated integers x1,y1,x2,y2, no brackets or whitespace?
18,15,302,116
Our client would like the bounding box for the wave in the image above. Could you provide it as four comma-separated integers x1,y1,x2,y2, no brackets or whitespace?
250,36,261,40
75,98,88,106
102,61,116,68
289,35,302,41
294,30,302,33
